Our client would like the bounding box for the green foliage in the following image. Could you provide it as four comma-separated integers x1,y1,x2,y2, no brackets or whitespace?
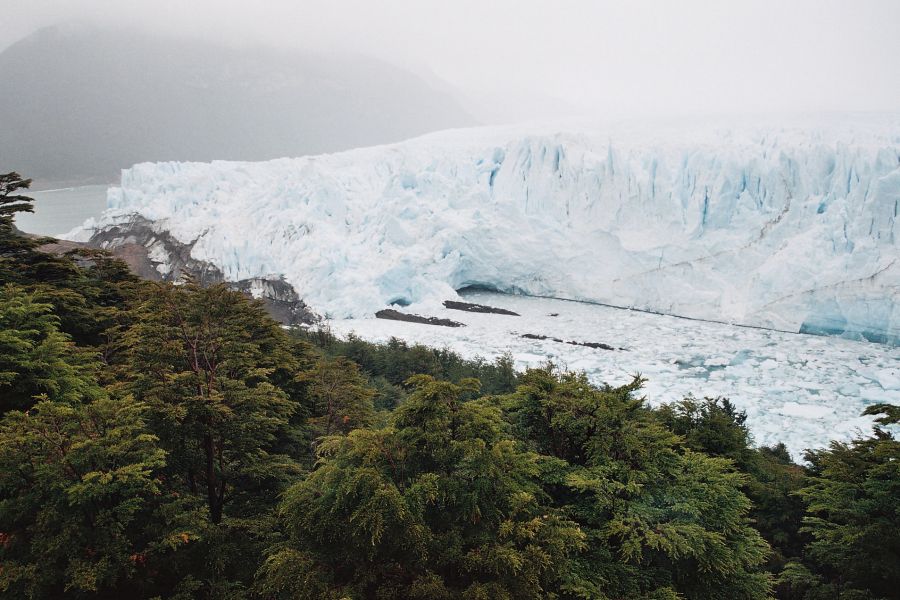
780,406,900,600
658,396,753,462
2,170,898,600
658,397,808,571
120,282,302,525
508,369,773,599
29,248,141,348
863,402,900,425
294,329,520,395
0,172,40,282
747,445,807,571
263,376,585,599
299,356,376,438
0,172,34,228
82,281,326,597
0,172,141,347
0,396,193,598
0,285,102,412
0,172,80,288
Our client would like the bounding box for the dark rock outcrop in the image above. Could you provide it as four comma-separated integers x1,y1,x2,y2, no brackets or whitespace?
41,216,318,326
443,300,520,316
375,309,466,328
520,333,616,351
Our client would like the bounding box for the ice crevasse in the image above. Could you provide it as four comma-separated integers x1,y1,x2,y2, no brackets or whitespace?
69,116,900,344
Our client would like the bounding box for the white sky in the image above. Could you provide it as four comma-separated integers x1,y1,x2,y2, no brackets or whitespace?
3,0,900,119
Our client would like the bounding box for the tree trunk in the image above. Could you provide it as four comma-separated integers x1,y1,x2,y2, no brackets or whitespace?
204,433,222,523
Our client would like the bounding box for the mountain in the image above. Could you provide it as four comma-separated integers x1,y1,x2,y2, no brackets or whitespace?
68,115,900,344
0,25,475,184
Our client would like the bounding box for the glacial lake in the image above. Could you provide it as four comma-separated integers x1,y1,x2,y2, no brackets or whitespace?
329,290,900,459
15,185,109,237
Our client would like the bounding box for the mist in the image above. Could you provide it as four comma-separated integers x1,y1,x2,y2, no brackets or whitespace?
4,0,900,121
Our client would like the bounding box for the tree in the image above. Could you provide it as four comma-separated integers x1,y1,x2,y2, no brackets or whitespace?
120,282,301,525
780,404,900,600
0,172,37,280
31,247,142,348
0,172,79,286
507,368,772,599
0,285,102,413
658,397,808,572
658,396,753,461
300,356,376,438
109,281,313,596
0,396,195,598
0,172,139,347
261,376,585,599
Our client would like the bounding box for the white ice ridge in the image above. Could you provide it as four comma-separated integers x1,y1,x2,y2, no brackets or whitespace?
69,114,900,343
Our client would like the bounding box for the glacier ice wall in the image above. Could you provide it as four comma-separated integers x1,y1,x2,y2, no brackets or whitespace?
69,116,900,343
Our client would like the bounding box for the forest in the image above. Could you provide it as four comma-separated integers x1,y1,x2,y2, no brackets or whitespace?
1,171,898,599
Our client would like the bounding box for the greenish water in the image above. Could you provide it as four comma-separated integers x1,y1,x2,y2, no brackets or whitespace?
15,185,109,237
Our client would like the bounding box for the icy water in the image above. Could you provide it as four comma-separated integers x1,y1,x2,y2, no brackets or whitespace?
16,185,108,237
329,291,900,458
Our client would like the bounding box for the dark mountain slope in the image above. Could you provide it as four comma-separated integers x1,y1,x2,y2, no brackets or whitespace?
0,26,475,183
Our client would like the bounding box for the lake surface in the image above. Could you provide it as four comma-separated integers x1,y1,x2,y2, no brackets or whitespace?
329,290,900,458
15,185,109,237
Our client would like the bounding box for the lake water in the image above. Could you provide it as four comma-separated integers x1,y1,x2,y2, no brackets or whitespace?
329,290,900,458
15,185,109,237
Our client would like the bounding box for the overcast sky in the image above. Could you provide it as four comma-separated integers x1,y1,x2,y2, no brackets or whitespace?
4,0,900,120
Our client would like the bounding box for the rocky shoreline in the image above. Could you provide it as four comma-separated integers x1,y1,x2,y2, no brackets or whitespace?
38,216,318,326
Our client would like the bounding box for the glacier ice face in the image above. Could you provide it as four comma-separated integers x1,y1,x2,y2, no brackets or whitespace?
68,115,900,343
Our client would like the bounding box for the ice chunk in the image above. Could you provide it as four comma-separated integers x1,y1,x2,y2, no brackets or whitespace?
875,368,900,391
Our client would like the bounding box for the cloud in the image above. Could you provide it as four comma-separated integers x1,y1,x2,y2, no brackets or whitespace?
4,0,900,120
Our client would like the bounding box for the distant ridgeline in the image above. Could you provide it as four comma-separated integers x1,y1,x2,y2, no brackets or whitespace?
67,117,900,344
0,25,475,183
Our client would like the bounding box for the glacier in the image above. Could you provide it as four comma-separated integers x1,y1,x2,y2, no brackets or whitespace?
68,114,900,343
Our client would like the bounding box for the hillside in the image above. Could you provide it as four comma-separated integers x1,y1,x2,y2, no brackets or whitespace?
0,26,475,183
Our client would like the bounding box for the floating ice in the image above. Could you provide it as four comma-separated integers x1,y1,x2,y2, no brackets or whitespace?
329,291,900,458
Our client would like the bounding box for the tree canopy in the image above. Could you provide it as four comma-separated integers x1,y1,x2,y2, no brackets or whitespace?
0,170,897,599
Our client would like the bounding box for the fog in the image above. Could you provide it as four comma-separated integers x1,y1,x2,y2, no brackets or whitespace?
4,0,900,121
